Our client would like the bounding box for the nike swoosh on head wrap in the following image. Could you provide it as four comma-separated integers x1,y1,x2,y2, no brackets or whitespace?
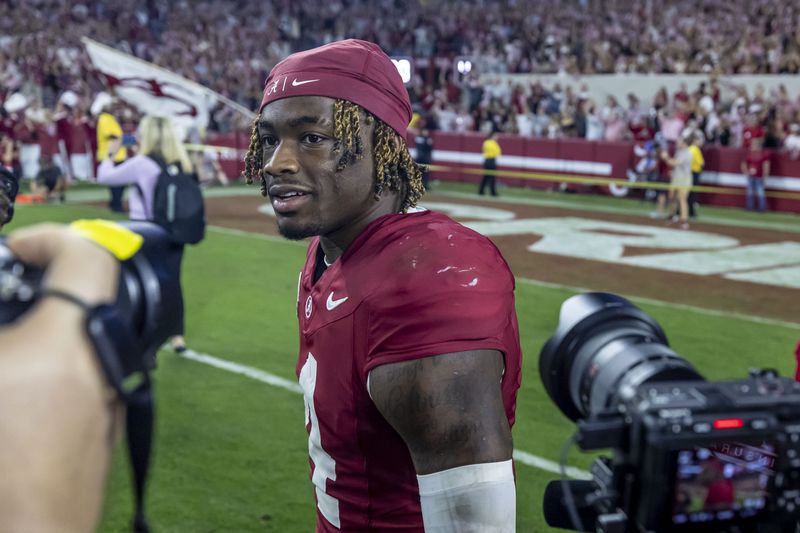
260,39,412,137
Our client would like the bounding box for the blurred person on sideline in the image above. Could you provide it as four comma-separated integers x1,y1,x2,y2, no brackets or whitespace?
795,340,800,382
741,137,770,212
479,130,501,196
30,155,67,203
94,93,128,213
413,126,433,190
196,147,230,188
0,133,17,177
243,39,521,532
0,223,122,532
96,115,191,352
660,135,693,229
187,127,230,188
687,133,705,218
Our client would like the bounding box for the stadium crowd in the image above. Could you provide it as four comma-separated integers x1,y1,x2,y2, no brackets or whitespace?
3,0,800,161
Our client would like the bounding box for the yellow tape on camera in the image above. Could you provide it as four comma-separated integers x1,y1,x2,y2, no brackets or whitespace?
70,219,144,261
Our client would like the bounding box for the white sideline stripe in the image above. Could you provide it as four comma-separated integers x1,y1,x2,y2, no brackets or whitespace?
179,349,303,394
177,348,590,479
512,450,591,480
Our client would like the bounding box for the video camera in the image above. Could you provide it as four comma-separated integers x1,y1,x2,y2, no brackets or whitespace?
0,221,182,396
540,292,800,533
0,167,19,227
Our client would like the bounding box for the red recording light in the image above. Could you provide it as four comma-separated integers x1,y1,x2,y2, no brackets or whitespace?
713,418,744,429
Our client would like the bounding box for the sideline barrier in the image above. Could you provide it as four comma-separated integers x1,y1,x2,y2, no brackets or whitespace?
22,124,800,212
411,132,800,213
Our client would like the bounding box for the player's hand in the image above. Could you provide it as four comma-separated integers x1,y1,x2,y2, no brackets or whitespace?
0,224,122,532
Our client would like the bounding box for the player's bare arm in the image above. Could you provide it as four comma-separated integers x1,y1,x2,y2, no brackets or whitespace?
368,349,512,474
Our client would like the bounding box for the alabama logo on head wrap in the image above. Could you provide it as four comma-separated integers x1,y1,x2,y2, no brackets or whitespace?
260,39,412,137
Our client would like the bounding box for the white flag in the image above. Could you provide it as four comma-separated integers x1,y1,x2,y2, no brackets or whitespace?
82,37,253,138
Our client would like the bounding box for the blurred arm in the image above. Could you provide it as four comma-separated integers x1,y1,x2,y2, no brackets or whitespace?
96,154,151,186
0,225,122,532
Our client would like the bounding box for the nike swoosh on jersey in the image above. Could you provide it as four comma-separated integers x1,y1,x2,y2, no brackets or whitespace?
326,292,349,311
292,78,320,87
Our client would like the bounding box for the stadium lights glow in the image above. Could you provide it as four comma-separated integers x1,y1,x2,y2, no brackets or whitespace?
391,58,412,84
457,59,473,74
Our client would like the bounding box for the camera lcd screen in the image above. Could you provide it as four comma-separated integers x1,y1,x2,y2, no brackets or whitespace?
671,441,775,525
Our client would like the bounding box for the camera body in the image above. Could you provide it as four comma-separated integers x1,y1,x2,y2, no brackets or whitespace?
540,293,800,533
0,221,182,397
577,372,800,532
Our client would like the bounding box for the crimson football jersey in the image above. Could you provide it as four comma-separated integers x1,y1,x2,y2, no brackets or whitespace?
295,210,522,532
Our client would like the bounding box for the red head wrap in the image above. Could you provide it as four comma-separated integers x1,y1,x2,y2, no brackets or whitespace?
260,39,411,137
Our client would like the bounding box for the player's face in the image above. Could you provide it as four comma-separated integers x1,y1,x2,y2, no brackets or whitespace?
258,96,380,242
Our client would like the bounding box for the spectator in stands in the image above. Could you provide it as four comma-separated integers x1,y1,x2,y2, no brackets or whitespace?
784,123,800,159
96,115,192,352
479,130,501,196
659,107,686,144
15,108,42,180
585,100,604,140
741,137,769,212
600,96,626,142
7,0,800,186
93,93,127,213
573,99,588,139
742,107,765,149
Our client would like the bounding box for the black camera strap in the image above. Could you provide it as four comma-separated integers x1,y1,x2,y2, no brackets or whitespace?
41,288,155,533
85,303,155,533
126,379,154,533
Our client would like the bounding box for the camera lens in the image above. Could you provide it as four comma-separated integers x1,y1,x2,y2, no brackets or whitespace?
115,221,183,362
539,292,703,421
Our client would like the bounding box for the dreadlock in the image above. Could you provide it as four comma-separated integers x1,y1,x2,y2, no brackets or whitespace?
242,99,426,212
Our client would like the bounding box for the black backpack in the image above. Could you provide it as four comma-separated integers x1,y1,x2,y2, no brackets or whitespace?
145,157,206,245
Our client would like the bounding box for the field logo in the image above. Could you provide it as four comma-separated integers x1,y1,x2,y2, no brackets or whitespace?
465,216,800,290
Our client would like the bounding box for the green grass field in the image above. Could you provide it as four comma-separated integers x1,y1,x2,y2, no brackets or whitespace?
6,192,799,532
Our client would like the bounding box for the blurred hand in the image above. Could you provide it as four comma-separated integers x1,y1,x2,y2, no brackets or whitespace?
107,136,123,158
0,224,122,532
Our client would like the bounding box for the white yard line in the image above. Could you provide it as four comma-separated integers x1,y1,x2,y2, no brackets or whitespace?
176,348,591,479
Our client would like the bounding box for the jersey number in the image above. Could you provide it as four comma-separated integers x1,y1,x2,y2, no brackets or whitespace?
299,353,341,528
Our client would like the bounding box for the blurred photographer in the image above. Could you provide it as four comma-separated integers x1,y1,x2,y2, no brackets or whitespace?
0,223,122,531
1,166,19,231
